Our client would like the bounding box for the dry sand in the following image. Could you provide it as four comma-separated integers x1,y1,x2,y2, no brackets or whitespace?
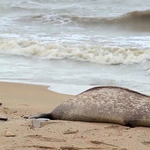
0,82,150,150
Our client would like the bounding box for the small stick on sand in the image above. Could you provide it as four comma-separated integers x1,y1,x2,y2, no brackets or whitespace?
0,116,8,121
0,102,2,106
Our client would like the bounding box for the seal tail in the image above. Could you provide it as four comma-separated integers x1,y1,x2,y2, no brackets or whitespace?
29,112,54,120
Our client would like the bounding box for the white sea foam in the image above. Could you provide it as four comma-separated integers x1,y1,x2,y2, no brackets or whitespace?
0,38,150,65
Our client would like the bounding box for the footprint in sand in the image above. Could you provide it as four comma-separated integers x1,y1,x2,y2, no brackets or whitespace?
26,134,66,142
142,141,150,147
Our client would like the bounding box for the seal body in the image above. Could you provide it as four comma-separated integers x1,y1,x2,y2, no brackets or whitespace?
30,86,150,127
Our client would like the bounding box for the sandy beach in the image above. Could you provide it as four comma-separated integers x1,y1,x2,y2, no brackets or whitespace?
0,82,150,150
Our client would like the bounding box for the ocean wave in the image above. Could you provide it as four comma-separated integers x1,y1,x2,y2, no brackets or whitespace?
111,10,150,31
0,38,150,65
10,6,38,11
16,14,73,25
8,0,45,11
15,9,150,31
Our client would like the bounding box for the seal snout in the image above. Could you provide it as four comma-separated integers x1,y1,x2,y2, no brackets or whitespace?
29,113,53,120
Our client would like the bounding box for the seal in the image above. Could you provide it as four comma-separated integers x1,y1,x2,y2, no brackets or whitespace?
29,86,150,127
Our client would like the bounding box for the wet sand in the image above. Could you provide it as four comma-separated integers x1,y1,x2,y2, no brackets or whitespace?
0,82,150,150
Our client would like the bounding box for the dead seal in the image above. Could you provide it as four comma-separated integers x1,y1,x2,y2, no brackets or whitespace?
29,86,150,127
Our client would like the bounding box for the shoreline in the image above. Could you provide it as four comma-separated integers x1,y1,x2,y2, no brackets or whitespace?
0,81,72,122
0,80,83,95
0,81,150,150
0,81,72,113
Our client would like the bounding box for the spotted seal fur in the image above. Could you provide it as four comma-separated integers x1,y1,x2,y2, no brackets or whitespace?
29,86,150,127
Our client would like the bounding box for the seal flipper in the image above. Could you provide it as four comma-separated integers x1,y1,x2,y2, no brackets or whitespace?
29,113,54,120
125,120,137,128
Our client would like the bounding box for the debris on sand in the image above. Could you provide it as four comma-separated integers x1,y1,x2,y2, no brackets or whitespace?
5,131,16,137
0,116,8,121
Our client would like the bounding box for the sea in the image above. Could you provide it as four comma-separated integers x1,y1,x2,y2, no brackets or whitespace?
1,0,150,95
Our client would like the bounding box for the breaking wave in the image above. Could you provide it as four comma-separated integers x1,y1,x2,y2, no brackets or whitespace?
0,38,150,65
15,9,150,31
